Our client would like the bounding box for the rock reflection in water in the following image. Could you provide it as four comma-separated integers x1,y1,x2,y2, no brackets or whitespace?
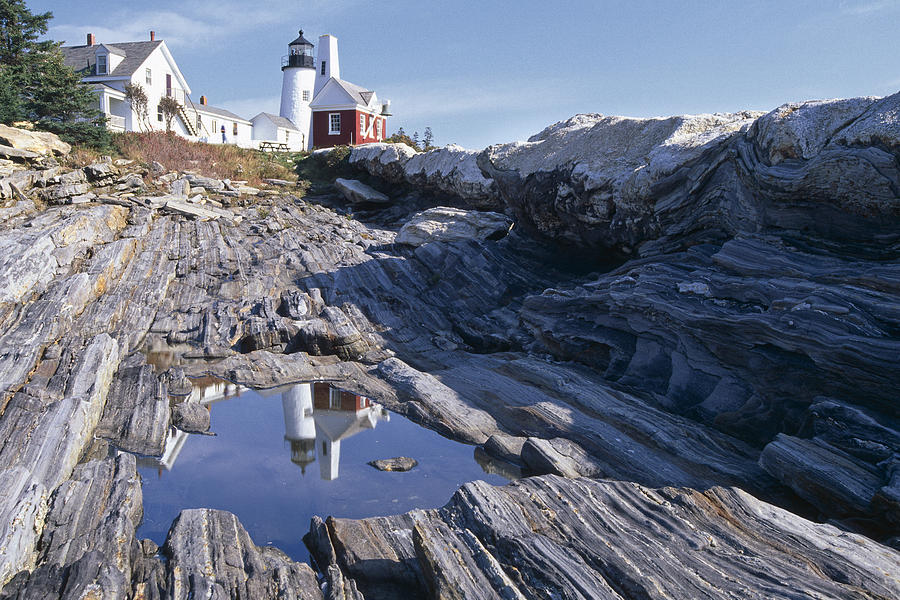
283,383,389,480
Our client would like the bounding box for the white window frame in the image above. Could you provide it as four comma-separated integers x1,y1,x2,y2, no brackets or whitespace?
302,90,310,102
376,118,383,139
157,104,163,122
328,113,341,135
359,113,365,134
97,54,107,75
145,68,152,85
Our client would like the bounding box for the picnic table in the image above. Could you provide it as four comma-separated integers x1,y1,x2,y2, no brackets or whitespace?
258,141,290,152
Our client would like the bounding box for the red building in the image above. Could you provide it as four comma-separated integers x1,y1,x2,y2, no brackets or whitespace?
310,78,390,148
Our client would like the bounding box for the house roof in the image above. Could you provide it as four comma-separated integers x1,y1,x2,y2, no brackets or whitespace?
310,78,378,110
61,41,163,78
100,43,126,57
252,112,301,131
196,104,250,123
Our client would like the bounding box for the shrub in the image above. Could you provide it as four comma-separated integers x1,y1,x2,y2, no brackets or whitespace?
109,131,297,185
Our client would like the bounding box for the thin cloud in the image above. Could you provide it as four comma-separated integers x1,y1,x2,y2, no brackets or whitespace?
47,0,362,49
839,0,900,15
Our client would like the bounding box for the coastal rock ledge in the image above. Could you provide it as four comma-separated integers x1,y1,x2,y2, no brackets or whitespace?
0,87,897,599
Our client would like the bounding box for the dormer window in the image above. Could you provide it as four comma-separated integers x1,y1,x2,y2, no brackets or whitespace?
97,54,107,75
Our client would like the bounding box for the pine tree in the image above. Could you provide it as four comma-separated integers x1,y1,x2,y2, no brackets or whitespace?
412,130,420,150
422,127,434,150
0,0,109,148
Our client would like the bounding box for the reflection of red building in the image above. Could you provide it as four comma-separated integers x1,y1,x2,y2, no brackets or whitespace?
312,382,370,412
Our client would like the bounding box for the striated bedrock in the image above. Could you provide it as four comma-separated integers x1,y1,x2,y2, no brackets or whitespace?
352,93,900,257
307,475,900,600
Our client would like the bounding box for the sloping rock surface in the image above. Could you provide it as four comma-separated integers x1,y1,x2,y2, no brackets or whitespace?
308,475,900,600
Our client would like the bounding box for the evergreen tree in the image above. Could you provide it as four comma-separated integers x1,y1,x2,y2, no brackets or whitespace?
0,0,109,148
422,127,434,150
412,130,420,149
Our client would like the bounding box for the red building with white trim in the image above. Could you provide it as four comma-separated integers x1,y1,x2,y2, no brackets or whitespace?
304,33,391,148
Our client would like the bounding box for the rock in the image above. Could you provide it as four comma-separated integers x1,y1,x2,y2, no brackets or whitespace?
368,456,418,472
396,206,512,246
520,437,606,478
0,124,71,156
0,144,39,161
95,363,170,456
83,162,118,182
311,476,900,600
350,143,500,207
375,358,500,445
334,178,390,205
169,177,191,197
759,434,884,518
263,178,294,187
164,197,238,222
349,142,418,181
182,172,224,191
171,400,211,434
161,508,323,600
149,160,166,173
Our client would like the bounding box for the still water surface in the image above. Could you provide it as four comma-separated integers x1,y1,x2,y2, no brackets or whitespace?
136,381,509,561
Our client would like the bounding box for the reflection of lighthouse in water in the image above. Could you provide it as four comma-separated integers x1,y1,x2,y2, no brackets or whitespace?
281,382,388,480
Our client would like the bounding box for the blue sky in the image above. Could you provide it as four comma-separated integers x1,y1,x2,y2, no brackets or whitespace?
29,0,900,149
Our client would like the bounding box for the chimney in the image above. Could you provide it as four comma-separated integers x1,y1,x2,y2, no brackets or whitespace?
87,33,96,46
150,31,156,41
199,95,207,105
314,34,340,97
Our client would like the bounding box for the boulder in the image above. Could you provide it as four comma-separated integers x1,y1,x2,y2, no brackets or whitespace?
334,178,390,205
396,206,512,246
171,400,211,434
0,124,71,156
350,143,500,207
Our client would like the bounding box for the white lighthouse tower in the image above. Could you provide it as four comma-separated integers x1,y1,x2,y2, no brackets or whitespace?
279,30,315,150
281,383,316,474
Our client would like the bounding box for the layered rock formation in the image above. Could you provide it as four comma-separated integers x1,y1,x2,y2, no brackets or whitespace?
0,89,897,599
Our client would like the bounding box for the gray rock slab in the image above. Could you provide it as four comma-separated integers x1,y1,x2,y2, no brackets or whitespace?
334,178,390,205
396,206,512,246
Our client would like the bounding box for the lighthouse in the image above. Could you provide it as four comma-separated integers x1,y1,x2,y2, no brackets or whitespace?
279,30,315,150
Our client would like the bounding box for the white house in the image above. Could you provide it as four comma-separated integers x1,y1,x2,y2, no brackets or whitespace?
62,32,201,137
251,112,304,151
62,31,260,149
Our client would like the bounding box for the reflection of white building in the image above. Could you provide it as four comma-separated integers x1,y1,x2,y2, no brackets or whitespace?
281,382,389,480
137,377,242,473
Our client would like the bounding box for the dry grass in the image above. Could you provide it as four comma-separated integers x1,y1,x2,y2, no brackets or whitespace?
110,131,298,186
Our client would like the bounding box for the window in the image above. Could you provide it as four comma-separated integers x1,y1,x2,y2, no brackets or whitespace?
320,60,326,75
329,387,342,409
233,122,238,136
328,113,340,135
359,113,365,133
286,131,290,142
376,118,383,139
211,120,217,133
157,104,163,122
196,115,202,130
302,90,310,102
145,68,152,85
97,54,107,75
